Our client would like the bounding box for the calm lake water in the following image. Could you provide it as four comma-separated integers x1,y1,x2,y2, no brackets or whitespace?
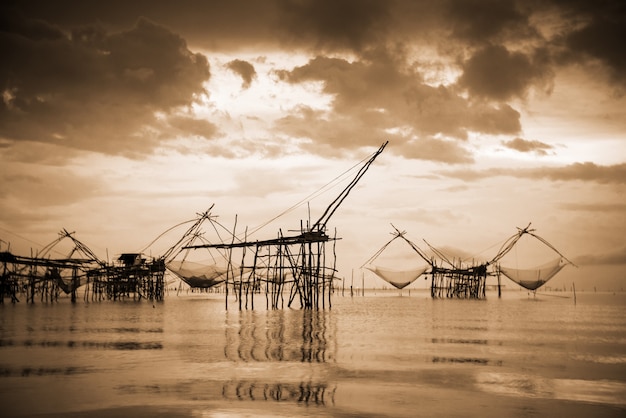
1,289,625,417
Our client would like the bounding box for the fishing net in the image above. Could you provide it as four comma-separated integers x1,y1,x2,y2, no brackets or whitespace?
365,265,428,289
166,260,229,288
499,258,565,291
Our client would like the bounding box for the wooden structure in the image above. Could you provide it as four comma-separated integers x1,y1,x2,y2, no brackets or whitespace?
84,253,165,302
184,141,388,310
0,230,165,303
0,230,102,303
363,223,576,299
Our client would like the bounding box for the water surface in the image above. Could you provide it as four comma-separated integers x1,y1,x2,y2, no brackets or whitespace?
1,289,624,417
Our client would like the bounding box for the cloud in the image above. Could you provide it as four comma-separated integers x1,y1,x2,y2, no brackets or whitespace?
574,247,626,266
165,116,220,140
276,0,392,52
501,137,554,155
226,59,257,89
0,168,105,208
439,162,626,184
444,0,532,44
275,52,522,159
1,0,624,163
0,13,210,158
560,202,626,212
556,0,626,87
528,162,626,183
393,137,474,164
457,44,553,101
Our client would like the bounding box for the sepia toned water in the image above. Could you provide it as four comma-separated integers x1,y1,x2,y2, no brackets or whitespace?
1,289,625,417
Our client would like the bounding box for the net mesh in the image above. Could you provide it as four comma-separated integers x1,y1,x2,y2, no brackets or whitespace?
499,258,565,291
167,260,229,288
366,265,428,289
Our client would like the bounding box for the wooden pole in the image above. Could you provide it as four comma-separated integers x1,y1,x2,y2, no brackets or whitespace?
226,214,238,310
350,269,353,297
497,265,502,298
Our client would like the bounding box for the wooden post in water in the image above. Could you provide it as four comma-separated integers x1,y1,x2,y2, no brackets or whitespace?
362,272,365,297
350,269,353,297
71,267,77,303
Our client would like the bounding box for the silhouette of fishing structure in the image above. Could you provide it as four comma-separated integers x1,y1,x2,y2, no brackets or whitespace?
0,141,387,306
179,142,388,310
362,223,576,299
0,229,165,303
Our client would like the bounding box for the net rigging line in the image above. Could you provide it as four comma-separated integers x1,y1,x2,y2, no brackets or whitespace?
489,223,577,267
242,147,382,239
461,236,509,264
422,239,456,268
0,226,46,251
360,224,432,269
137,204,244,265
360,229,405,269
0,225,72,259
138,218,199,255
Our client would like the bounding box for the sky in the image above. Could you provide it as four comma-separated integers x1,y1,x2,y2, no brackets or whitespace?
1,0,625,291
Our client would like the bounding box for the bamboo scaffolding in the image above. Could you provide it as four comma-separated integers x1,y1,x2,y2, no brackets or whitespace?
364,223,573,299
0,231,165,303
185,142,388,309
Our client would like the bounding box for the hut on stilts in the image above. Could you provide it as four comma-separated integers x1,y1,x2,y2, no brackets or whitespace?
362,223,576,299
182,141,388,310
85,253,166,302
0,230,103,303
0,229,167,303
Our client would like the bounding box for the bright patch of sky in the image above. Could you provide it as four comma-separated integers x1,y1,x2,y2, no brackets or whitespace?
199,52,333,121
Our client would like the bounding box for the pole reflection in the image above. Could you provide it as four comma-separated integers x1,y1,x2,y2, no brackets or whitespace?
221,380,336,405
224,309,336,363
221,309,337,406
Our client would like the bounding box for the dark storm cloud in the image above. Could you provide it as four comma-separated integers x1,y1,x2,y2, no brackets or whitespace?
0,10,211,156
553,0,626,87
276,0,391,51
1,0,624,161
275,52,521,156
439,162,626,184
502,137,554,156
457,45,553,101
444,0,531,44
6,0,282,51
226,59,257,89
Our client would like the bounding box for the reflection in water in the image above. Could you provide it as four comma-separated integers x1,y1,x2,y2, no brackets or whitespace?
0,365,93,377
222,380,336,405
432,356,500,365
224,309,336,363
14,339,164,349
116,379,336,407
0,302,166,391
431,338,489,345
0,293,625,417
430,337,502,366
